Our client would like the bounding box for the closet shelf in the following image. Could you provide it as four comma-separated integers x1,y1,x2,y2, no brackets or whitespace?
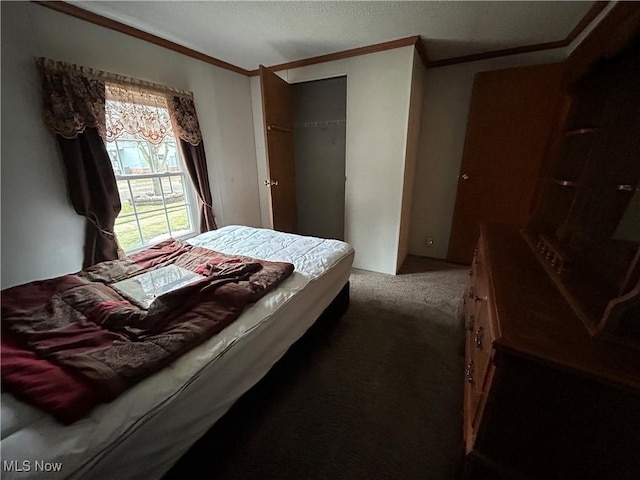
546,179,637,191
564,128,599,136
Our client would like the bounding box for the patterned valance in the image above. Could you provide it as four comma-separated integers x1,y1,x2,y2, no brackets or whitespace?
37,58,106,140
36,58,203,146
167,95,203,146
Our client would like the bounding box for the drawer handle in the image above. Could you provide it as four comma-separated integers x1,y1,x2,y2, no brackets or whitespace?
475,295,485,304
475,326,484,349
468,288,474,299
466,315,475,331
465,361,474,384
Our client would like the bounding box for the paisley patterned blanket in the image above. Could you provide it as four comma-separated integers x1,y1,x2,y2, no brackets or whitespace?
1,239,294,423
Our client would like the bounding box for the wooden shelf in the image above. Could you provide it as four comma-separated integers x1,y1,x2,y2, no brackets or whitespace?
530,40,640,348
548,178,579,187
564,127,599,136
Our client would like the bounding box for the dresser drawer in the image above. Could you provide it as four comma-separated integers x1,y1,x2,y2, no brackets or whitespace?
464,245,493,393
464,331,493,450
463,236,497,452
471,298,492,394
472,243,490,300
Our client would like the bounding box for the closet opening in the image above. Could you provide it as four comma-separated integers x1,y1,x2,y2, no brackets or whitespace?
292,76,347,241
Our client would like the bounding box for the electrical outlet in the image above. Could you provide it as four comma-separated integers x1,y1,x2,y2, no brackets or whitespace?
426,237,434,247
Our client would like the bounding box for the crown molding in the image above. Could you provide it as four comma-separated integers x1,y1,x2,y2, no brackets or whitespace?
33,1,252,76
33,1,610,75
426,1,609,68
248,36,424,76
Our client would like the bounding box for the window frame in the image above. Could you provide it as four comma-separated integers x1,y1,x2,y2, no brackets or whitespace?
107,136,200,255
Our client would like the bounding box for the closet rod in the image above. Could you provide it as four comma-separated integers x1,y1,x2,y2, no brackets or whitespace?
267,124,291,133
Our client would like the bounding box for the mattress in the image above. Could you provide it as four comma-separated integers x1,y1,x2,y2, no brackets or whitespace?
1,226,354,480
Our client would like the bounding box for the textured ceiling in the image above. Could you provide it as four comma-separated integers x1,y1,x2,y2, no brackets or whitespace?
73,1,596,70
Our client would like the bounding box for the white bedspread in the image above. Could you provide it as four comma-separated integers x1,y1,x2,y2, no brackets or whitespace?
1,226,354,480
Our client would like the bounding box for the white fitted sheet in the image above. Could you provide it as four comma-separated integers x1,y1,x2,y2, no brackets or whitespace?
1,226,354,480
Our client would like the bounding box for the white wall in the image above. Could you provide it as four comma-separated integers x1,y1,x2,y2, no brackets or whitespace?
407,48,567,260
1,2,261,288
397,50,426,271
252,47,415,274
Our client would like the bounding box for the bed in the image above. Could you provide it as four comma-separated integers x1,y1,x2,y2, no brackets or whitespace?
1,225,354,480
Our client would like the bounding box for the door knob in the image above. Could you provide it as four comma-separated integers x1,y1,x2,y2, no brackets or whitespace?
461,173,470,180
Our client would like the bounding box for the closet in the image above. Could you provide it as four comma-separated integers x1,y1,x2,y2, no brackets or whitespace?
257,46,422,274
292,77,347,240
259,68,347,241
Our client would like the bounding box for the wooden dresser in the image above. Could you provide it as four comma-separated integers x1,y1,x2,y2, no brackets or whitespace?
461,224,640,479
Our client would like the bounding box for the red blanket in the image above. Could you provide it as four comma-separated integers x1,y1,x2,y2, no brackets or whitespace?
1,240,294,423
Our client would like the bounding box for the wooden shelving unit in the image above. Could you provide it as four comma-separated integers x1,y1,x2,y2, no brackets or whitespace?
529,41,640,347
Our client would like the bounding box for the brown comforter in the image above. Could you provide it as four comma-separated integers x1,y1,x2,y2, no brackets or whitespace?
1,239,294,423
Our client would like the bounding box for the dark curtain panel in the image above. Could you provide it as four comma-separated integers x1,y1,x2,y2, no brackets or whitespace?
38,58,122,268
169,94,216,232
180,139,217,232
57,128,122,268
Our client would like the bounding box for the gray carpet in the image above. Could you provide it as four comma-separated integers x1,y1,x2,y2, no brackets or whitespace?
163,256,467,480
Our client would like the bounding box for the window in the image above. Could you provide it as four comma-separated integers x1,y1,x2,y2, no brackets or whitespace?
105,87,198,252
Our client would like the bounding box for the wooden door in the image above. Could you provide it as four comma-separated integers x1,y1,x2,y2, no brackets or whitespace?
447,63,565,264
259,65,297,233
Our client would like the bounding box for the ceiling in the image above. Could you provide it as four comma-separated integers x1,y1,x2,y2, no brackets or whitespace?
73,1,597,71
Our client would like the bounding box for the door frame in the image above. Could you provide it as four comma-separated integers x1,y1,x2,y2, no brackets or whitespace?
253,70,349,237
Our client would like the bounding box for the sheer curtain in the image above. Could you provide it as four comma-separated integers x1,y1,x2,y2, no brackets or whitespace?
37,58,217,266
